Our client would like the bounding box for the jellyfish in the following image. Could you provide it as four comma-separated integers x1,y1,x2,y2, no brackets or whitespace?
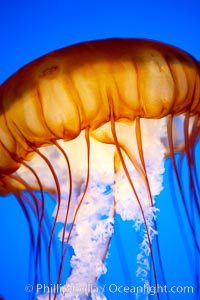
0,39,199,300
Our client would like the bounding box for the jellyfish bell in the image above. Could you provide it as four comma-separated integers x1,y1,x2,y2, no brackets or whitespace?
0,39,200,300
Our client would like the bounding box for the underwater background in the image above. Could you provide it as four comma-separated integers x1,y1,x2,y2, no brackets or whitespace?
0,1,200,299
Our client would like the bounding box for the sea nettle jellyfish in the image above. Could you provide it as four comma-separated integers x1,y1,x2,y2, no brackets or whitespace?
0,39,199,300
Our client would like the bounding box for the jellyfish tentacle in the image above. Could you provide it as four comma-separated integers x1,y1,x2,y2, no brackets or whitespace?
3,176,36,247
30,147,62,300
184,113,200,215
183,113,200,295
53,141,73,278
4,174,44,287
109,97,160,299
167,115,200,255
14,161,60,285
54,128,91,300
135,117,154,205
52,140,75,298
22,162,46,288
190,115,200,201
